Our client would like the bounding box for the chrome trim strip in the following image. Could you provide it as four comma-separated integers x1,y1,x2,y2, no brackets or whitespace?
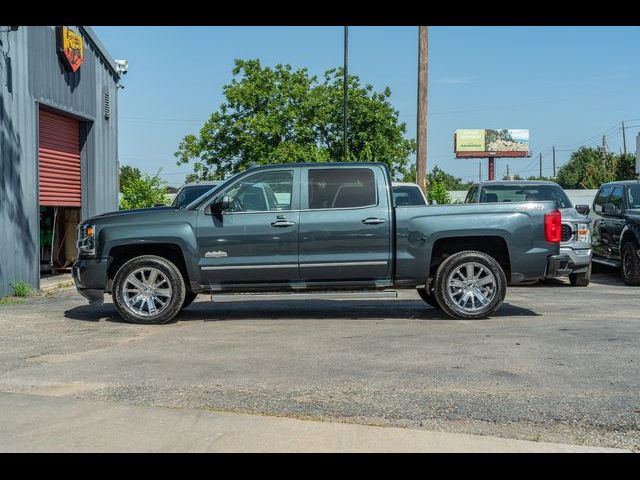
202,261,388,271
300,261,388,268
202,264,298,271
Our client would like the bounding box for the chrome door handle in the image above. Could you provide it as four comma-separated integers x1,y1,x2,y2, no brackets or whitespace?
271,220,296,228
361,217,386,225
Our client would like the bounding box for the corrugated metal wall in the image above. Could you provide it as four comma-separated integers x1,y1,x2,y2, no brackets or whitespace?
0,27,39,296
0,26,119,295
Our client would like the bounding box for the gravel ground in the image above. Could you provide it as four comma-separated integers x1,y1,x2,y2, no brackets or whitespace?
0,266,638,450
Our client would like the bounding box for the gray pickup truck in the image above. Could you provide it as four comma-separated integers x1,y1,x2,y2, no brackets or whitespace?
73,162,569,324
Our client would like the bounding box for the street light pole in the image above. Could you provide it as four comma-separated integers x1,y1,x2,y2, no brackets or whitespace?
343,26,349,162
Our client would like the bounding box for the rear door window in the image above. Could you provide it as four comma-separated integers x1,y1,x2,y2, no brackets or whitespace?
307,168,376,209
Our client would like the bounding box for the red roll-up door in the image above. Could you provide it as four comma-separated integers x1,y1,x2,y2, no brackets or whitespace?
38,108,81,207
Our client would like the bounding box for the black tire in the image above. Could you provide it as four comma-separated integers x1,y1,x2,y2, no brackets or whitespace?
569,263,591,286
417,286,441,309
112,255,186,324
181,292,198,310
433,251,507,320
621,240,640,286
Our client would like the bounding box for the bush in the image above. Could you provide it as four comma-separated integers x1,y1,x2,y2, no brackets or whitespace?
119,165,169,210
10,281,32,297
427,180,452,205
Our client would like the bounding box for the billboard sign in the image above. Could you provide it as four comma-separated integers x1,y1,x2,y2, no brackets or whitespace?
455,129,529,158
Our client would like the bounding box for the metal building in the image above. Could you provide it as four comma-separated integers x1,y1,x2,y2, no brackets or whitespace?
0,26,120,296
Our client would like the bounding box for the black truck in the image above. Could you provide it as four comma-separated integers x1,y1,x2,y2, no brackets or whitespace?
589,180,640,285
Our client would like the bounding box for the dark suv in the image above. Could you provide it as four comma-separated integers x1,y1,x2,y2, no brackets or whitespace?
589,180,640,285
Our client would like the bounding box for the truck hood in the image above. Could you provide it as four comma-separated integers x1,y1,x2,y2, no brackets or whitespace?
84,206,178,224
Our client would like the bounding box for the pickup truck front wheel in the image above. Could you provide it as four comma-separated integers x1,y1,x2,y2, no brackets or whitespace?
433,251,507,320
112,255,186,324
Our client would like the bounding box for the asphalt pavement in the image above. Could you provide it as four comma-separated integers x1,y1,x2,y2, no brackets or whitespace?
0,267,638,451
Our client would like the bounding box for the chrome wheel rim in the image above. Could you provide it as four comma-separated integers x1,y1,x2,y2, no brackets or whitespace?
446,262,496,312
122,267,172,317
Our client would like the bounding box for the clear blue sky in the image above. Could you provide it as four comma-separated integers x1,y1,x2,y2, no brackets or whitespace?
93,26,640,186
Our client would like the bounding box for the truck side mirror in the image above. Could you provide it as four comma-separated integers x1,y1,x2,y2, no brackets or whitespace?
206,195,230,215
575,204,590,215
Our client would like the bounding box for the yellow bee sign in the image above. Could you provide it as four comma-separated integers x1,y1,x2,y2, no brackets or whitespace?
57,26,84,72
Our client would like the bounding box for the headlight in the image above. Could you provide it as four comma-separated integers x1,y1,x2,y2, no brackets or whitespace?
77,224,96,255
576,223,590,244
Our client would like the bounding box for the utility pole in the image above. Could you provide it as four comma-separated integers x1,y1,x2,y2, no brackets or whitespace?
479,160,482,181
343,26,349,162
506,163,510,179
622,121,627,155
539,152,542,178
552,146,556,178
416,26,428,194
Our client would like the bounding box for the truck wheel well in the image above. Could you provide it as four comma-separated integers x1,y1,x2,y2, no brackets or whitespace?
106,244,190,293
430,236,511,278
621,229,638,247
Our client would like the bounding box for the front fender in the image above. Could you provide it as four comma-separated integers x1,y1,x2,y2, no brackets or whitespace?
99,222,200,284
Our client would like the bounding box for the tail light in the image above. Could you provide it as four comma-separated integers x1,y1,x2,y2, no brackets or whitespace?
544,210,562,243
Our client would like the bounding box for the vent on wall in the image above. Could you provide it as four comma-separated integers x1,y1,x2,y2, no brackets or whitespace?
103,89,111,120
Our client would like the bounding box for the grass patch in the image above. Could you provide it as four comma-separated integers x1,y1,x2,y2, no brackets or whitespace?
0,297,26,306
10,281,32,297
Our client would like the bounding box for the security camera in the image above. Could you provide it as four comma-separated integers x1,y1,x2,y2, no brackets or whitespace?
114,59,128,75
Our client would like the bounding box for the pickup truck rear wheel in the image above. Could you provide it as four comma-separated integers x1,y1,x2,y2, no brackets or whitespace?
112,255,186,324
433,251,507,320
621,240,640,286
417,286,440,309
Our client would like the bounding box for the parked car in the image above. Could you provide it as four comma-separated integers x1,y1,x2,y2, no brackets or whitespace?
172,181,221,209
392,182,427,206
73,162,569,324
589,180,640,285
465,180,592,285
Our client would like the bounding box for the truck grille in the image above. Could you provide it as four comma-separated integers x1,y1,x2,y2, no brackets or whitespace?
561,224,573,242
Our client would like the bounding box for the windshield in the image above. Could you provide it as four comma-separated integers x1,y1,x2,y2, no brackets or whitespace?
628,185,640,209
479,184,572,208
172,184,219,208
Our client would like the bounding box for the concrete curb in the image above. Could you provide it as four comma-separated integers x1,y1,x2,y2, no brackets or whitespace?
0,392,630,453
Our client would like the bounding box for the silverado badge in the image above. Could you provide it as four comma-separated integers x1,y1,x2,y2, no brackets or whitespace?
204,251,228,258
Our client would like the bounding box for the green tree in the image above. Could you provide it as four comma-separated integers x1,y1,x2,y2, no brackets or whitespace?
556,147,638,189
119,165,142,192
427,166,472,190
427,180,452,205
175,59,415,179
119,165,169,210
526,175,553,181
401,165,471,191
